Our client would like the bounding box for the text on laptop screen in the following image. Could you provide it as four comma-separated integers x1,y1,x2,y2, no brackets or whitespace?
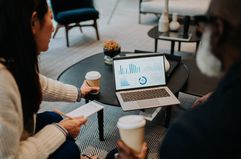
114,55,166,90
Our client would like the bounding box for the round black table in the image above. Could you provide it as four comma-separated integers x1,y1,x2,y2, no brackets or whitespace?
58,53,189,106
148,25,200,54
57,52,189,140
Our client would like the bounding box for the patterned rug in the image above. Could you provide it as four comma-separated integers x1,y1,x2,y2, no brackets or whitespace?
76,104,166,159
40,92,197,159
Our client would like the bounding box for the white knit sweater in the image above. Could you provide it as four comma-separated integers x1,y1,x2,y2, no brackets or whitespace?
0,63,79,159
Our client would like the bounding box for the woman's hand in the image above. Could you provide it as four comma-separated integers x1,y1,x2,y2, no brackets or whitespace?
192,92,213,108
80,80,100,97
59,116,87,138
116,140,148,159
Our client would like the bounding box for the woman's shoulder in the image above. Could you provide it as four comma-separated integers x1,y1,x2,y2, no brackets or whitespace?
0,60,5,70
0,63,14,83
0,63,20,95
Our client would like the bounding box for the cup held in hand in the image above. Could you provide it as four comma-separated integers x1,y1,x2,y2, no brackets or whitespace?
117,115,146,154
85,71,101,94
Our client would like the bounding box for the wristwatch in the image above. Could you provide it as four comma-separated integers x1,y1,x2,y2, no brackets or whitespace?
76,88,82,102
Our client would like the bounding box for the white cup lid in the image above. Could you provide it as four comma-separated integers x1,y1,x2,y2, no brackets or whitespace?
117,115,146,129
85,71,101,80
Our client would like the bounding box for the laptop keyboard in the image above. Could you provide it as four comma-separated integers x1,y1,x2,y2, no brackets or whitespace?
120,88,170,102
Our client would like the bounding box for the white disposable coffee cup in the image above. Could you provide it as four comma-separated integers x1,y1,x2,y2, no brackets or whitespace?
117,115,146,154
85,71,101,94
164,56,170,72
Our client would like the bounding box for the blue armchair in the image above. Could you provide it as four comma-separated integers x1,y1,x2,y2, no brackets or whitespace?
50,0,100,47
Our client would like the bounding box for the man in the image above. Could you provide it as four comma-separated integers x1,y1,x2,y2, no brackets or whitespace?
112,0,241,158
160,0,241,157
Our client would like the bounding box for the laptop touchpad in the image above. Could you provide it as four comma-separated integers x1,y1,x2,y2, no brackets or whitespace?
138,100,160,108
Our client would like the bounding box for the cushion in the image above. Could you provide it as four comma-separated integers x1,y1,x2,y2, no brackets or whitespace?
56,8,99,24
141,0,211,16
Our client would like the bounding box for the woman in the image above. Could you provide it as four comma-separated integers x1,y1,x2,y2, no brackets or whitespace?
0,0,99,158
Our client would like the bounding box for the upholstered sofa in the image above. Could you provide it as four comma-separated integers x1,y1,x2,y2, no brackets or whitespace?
139,0,211,23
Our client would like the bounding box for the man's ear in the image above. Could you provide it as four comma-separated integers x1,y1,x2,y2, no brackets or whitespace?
211,19,225,46
31,11,39,34
210,19,225,57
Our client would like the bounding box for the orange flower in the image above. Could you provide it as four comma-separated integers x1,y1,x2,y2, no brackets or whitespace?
104,40,120,51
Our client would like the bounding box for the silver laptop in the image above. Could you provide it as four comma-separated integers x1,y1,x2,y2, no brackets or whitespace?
113,54,180,111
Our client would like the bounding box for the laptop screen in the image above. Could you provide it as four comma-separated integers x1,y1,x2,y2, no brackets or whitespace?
113,55,166,91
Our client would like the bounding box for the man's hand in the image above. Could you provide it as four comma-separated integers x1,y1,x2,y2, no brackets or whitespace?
80,80,100,97
115,140,148,159
192,92,213,108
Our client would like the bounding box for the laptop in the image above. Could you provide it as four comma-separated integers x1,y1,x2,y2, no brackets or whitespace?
113,54,180,111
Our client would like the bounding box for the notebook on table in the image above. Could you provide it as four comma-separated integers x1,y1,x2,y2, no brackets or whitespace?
159,32,192,41
113,54,180,111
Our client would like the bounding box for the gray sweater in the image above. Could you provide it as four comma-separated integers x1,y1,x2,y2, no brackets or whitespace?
0,63,80,159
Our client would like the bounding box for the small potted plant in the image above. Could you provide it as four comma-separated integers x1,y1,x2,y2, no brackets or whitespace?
103,40,121,64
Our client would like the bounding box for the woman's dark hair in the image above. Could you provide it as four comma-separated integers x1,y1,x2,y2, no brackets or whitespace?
0,0,48,133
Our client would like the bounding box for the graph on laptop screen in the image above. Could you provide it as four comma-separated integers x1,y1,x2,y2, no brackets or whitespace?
114,56,166,90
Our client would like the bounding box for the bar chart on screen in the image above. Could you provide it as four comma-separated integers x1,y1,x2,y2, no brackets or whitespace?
118,64,141,75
